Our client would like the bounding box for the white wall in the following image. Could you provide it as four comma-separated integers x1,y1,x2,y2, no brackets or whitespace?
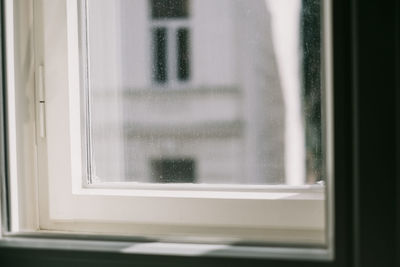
191,0,238,87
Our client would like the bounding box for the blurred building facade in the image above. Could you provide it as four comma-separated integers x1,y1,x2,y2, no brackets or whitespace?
88,0,286,184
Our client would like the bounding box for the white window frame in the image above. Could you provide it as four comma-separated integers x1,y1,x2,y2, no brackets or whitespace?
4,0,333,251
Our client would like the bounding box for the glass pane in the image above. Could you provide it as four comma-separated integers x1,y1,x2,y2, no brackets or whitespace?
83,0,322,185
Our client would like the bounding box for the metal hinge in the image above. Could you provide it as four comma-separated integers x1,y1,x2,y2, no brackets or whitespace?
36,65,46,139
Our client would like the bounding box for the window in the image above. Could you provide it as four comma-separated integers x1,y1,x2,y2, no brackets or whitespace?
151,158,196,183
153,27,168,83
1,0,332,260
177,28,190,81
151,0,189,19
151,0,190,84
1,0,398,266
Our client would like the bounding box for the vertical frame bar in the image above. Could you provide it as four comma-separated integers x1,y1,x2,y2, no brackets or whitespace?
0,0,10,234
78,0,95,185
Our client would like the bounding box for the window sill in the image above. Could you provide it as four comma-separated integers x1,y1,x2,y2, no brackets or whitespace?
0,234,333,261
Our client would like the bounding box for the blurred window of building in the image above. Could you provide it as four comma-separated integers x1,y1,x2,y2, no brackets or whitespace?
151,158,196,183
151,0,190,84
151,0,189,19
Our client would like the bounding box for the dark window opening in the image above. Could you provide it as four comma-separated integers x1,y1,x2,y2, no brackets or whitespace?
153,27,168,83
151,158,196,183
151,0,189,19
177,28,190,81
